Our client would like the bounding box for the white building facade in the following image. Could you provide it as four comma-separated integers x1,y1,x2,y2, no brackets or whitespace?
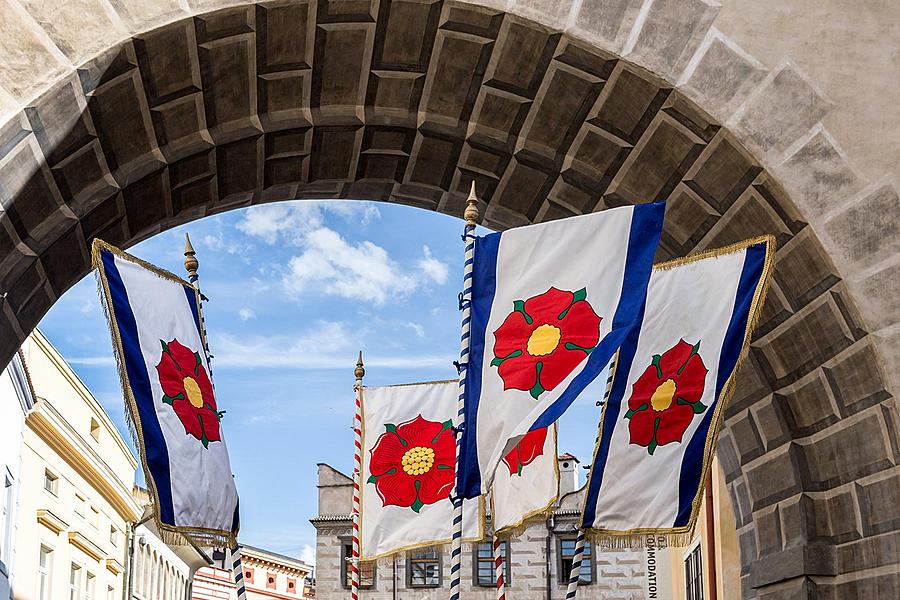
13,330,142,600
0,351,35,599
311,457,646,600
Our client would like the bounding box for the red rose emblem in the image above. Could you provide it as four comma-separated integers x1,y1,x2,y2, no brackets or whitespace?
502,427,549,476
155,338,222,448
491,287,602,399
624,339,708,455
367,415,455,512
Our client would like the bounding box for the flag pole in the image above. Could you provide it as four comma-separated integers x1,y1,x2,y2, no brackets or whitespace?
566,355,618,599
184,233,247,600
351,351,365,599
493,534,506,600
450,182,479,600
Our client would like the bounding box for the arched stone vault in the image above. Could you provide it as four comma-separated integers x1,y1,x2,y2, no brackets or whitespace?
0,1,896,597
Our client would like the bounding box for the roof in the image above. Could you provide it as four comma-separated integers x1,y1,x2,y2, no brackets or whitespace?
558,453,580,463
239,544,313,572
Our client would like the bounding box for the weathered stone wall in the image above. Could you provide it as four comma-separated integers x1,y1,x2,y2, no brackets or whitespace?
0,2,896,598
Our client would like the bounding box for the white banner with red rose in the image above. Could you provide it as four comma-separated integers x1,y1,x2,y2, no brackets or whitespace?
490,423,558,536
458,202,665,499
580,237,773,544
93,240,240,546
360,381,483,560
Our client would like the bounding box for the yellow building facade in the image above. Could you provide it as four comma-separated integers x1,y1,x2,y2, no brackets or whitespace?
14,331,141,600
667,457,742,600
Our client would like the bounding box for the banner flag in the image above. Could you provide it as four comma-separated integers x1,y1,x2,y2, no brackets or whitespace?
459,202,665,498
490,423,558,536
93,240,240,546
581,236,774,544
360,381,483,560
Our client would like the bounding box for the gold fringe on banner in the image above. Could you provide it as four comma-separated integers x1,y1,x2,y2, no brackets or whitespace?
580,235,776,548
92,238,238,548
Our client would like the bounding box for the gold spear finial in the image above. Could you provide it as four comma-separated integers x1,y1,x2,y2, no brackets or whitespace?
464,180,480,227
184,233,199,279
354,350,365,381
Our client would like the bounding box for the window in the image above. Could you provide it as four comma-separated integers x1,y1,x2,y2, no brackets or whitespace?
474,541,510,587
244,567,254,584
684,541,703,600
85,572,96,600
69,564,83,600
1,472,12,562
75,495,85,517
38,546,52,600
287,578,297,594
89,506,99,529
107,585,114,600
43,470,58,496
340,543,374,589
266,573,276,589
407,547,441,588
109,526,118,548
558,538,593,585
90,418,100,442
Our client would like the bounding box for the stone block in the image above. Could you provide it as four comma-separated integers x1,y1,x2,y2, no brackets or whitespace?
730,64,833,159
846,257,900,333
823,340,891,416
778,494,814,549
833,570,900,600
837,529,900,573
773,370,841,438
773,227,840,310
822,182,900,273
107,0,187,33
774,127,862,221
856,467,900,536
625,0,721,83
17,0,128,65
0,3,68,100
679,29,767,121
511,0,574,30
754,294,854,387
755,505,783,556
728,408,765,464
571,0,645,53
744,444,801,510
748,544,836,589
750,396,791,450
798,408,894,490
810,487,863,544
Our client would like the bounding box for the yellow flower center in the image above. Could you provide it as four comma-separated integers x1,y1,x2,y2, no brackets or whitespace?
527,324,562,356
183,376,204,409
401,446,435,476
651,378,677,412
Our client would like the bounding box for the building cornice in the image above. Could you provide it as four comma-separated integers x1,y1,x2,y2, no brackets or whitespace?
37,508,68,534
30,330,138,470
27,405,141,522
68,530,106,562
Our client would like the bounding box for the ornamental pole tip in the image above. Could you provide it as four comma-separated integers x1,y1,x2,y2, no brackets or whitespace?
183,233,199,279
464,180,480,226
355,350,365,381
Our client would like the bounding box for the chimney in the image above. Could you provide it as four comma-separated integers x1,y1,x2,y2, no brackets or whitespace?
557,453,580,496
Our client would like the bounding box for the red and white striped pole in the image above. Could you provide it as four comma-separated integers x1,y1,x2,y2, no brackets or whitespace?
351,352,365,599
493,536,506,600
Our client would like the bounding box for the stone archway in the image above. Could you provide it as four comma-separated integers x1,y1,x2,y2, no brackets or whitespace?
0,2,896,598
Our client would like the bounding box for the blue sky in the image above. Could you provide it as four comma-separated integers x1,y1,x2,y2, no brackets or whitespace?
37,200,606,564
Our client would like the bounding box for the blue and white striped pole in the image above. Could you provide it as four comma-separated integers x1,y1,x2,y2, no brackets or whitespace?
450,182,479,600
184,234,245,600
566,355,618,599
565,531,587,599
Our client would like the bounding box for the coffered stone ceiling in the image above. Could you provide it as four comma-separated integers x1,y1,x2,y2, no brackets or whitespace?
0,2,896,598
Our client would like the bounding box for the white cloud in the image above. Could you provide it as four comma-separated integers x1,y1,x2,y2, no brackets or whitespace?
238,308,256,321
283,228,417,305
404,322,425,338
417,245,449,285
211,322,452,370
300,545,315,569
237,201,381,245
